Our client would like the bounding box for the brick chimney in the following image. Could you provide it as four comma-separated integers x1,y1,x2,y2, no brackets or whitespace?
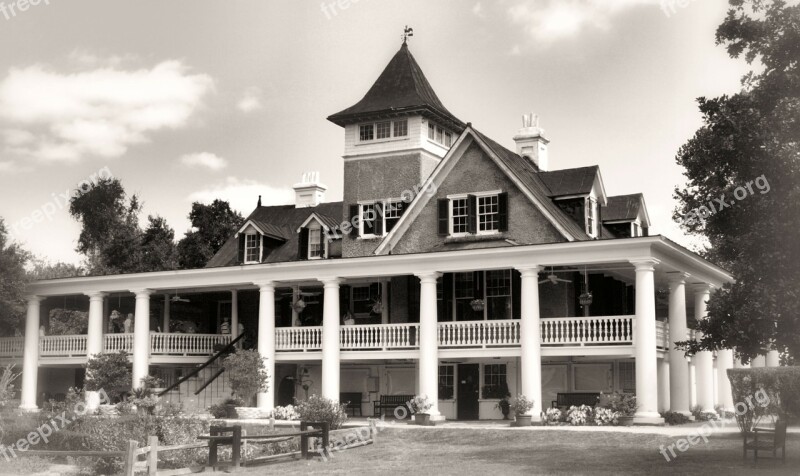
293,172,327,208
513,113,549,171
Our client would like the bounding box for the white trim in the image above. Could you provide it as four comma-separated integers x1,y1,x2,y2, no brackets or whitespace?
236,220,267,238
297,213,330,233
243,232,261,264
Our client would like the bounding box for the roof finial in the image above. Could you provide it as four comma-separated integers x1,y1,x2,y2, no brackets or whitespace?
402,25,414,45
257,195,262,207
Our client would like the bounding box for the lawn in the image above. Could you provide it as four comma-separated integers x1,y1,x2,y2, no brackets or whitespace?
232,427,799,476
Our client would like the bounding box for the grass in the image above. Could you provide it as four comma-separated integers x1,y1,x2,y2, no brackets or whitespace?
230,427,800,475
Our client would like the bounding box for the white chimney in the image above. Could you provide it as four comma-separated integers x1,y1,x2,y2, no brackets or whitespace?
293,171,327,208
513,113,549,171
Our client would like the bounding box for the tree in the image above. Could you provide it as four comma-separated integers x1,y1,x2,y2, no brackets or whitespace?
178,200,243,269
139,216,178,272
223,349,269,405
0,218,29,336
674,0,800,362
27,257,86,280
84,351,132,403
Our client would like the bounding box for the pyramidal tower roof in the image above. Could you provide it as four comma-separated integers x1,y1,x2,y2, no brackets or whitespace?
327,43,465,131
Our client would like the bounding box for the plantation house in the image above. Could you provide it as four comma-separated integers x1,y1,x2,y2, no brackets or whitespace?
5,42,758,423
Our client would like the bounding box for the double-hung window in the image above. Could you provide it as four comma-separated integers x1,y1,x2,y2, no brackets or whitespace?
361,203,377,236
485,270,512,320
245,234,260,263
585,197,598,237
384,200,403,233
308,229,322,259
451,197,469,234
478,195,500,233
483,364,508,399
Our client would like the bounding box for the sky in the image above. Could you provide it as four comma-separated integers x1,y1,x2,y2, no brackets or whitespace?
0,0,752,265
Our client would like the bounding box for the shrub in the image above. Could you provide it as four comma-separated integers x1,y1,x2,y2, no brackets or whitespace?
599,392,637,416
84,351,131,402
543,407,562,424
270,405,300,421
661,411,691,426
129,375,163,415
593,407,619,426
409,395,433,414
295,395,348,429
0,364,20,408
224,349,269,405
728,367,800,426
511,395,534,415
691,405,720,422
48,308,88,335
208,403,228,419
566,405,594,425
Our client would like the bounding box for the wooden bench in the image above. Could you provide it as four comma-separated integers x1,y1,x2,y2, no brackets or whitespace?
340,392,363,416
744,420,787,463
374,394,414,418
551,392,601,408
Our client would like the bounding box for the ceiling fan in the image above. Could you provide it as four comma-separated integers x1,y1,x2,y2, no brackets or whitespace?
170,291,190,303
539,267,572,285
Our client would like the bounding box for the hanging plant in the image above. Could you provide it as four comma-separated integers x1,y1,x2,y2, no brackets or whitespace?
470,298,485,312
371,296,382,314
579,292,593,306
291,299,307,314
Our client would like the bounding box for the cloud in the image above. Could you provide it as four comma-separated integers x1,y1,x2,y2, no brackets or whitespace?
0,60,214,163
2,129,35,147
237,87,263,113
0,160,32,173
472,2,484,16
180,152,229,171
188,177,294,213
506,0,657,44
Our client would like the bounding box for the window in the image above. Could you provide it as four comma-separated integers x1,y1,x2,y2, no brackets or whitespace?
439,365,455,400
585,197,597,237
308,229,322,259
435,126,443,144
478,195,500,232
384,200,403,233
428,122,435,140
485,270,512,320
454,272,479,321
351,284,380,316
361,203,377,235
376,121,391,139
393,120,408,137
444,131,453,147
483,364,508,399
427,121,453,148
245,234,260,263
451,198,469,234
359,124,374,141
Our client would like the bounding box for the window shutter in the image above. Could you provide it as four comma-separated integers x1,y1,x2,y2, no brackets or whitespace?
237,234,245,264
340,285,350,316
498,192,509,232
642,226,649,237
374,202,384,236
442,273,454,322
261,235,269,262
349,205,360,237
473,271,483,300
319,229,326,258
512,270,521,319
467,194,478,234
437,199,449,235
298,228,309,260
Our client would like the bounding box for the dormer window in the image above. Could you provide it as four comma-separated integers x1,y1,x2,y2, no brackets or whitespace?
298,216,330,260
358,119,408,143
585,197,598,238
245,233,260,263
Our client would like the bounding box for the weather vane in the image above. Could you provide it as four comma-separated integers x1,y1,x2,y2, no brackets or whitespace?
402,25,414,45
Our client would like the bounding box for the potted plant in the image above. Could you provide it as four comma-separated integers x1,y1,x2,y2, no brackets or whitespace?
410,395,433,426
603,392,637,426
222,397,244,419
223,349,270,418
495,396,511,420
470,299,485,312
544,407,562,425
511,395,534,427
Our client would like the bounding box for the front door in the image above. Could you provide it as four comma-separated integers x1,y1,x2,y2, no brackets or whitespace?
457,364,480,420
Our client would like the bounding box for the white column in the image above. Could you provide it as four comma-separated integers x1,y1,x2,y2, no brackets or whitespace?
689,359,697,409
321,278,341,401
751,355,766,367
381,281,389,325
19,296,43,411
716,349,735,412
658,356,671,413
291,286,300,327
693,285,715,413
766,349,780,367
631,259,662,423
416,272,441,418
518,266,542,420
231,290,239,339
85,292,106,410
667,274,691,416
162,294,170,333
256,283,275,410
131,289,152,389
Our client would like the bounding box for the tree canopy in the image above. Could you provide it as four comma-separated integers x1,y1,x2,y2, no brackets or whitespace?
0,219,29,335
674,0,800,362
177,200,244,269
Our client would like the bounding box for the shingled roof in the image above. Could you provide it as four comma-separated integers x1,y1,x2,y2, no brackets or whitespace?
327,43,465,131
539,166,600,197
603,194,644,222
206,202,343,268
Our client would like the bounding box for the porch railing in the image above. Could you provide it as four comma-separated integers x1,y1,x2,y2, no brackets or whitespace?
0,337,24,357
340,323,419,350
104,333,133,353
150,333,232,356
438,320,520,347
541,316,633,345
276,327,323,352
40,335,88,357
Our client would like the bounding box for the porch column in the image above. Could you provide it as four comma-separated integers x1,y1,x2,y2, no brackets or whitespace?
631,259,662,423
162,294,170,333
518,266,542,421
256,283,275,410
416,272,441,418
321,278,341,401
716,349,735,412
667,274,691,416
693,285,715,413
751,355,766,367
766,349,780,367
231,290,239,339
734,355,750,368
85,292,106,410
658,357,670,413
19,296,43,411
131,289,152,389
291,286,300,327
381,281,389,325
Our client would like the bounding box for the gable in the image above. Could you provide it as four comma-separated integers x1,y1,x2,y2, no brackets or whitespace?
391,141,567,254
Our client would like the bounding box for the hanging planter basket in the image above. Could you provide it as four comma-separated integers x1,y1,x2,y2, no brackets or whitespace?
470,299,485,312
291,299,307,314
579,292,593,307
